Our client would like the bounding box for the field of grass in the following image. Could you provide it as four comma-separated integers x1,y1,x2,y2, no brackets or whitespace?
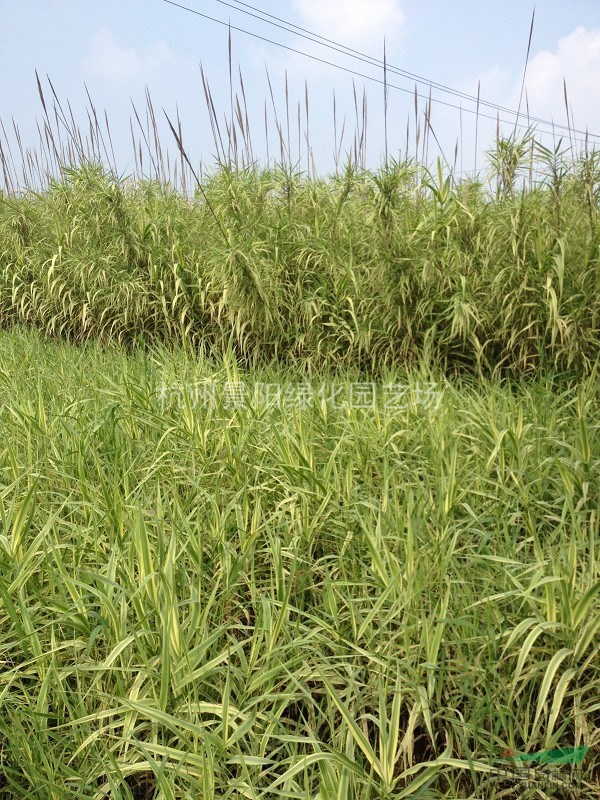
0,72,599,797
1,154,599,380
0,328,597,798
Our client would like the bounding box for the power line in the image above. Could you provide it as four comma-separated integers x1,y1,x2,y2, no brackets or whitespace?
161,0,600,146
212,0,600,140
209,0,594,140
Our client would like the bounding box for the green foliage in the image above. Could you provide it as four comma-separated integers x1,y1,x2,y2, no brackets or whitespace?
1,65,598,800
1,152,599,379
0,328,598,797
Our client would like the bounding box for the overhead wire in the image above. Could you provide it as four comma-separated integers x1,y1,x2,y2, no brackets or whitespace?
209,0,594,140
161,0,599,147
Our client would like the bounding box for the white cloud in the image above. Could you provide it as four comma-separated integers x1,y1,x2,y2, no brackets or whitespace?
84,29,173,81
516,27,600,136
293,0,406,53
453,26,600,172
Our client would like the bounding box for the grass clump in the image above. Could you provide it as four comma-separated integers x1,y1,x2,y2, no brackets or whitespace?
0,327,597,798
0,152,598,378
1,77,599,796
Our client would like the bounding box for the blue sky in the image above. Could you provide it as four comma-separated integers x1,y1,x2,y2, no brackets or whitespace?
2,1,600,182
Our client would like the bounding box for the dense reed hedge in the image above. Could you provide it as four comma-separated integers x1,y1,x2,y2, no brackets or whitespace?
1,157,598,377
1,65,598,800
